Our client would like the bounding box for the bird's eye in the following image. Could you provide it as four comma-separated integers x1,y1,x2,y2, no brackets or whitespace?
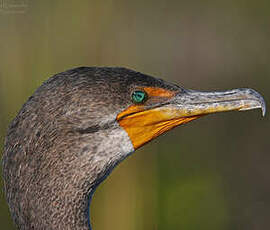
131,90,147,104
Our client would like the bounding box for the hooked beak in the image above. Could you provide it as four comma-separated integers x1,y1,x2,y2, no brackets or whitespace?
165,87,266,118
118,87,266,149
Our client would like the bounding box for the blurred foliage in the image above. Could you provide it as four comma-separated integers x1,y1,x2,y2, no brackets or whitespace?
0,0,269,230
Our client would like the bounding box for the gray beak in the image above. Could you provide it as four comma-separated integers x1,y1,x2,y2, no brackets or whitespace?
167,88,266,117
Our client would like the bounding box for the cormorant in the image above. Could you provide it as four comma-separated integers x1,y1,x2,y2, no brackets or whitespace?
2,67,266,230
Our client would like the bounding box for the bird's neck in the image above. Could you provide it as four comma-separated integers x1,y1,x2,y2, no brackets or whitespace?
40,126,134,230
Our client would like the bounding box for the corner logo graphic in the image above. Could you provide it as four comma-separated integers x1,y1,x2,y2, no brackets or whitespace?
0,0,28,14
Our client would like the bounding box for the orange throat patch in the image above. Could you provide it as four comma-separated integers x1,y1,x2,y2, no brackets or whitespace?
117,107,202,149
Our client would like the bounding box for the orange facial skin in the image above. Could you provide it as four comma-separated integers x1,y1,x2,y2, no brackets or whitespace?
118,107,201,149
117,87,202,149
143,87,176,98
117,86,266,150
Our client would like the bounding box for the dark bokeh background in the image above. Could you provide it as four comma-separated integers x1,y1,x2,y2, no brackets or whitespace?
0,1,269,230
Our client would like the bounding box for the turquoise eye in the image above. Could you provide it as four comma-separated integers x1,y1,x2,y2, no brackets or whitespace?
131,90,147,104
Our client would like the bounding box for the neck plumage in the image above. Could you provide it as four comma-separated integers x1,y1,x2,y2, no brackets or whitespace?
4,124,134,230
57,127,134,230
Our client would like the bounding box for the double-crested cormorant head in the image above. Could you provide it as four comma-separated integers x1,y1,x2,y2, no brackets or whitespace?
2,67,265,230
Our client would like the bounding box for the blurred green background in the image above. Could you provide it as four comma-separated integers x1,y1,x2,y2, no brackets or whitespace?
0,0,269,229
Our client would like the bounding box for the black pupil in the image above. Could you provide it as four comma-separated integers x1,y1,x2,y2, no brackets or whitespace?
133,91,145,103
